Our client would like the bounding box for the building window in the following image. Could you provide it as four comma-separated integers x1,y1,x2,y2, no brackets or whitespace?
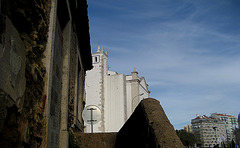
93,55,100,64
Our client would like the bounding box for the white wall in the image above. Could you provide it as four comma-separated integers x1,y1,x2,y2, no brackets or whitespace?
85,61,102,107
125,75,150,120
84,51,108,133
139,77,150,99
84,49,150,133
104,74,126,132
126,80,132,119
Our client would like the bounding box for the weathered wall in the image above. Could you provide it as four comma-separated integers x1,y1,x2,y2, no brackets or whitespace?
0,0,50,147
0,0,92,147
0,16,26,103
68,30,86,132
74,133,117,148
73,98,183,148
45,17,63,148
68,31,78,129
115,98,184,148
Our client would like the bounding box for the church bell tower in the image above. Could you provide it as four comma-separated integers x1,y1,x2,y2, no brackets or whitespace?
84,46,108,132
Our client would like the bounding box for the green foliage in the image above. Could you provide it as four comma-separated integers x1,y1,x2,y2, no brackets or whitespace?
176,129,197,147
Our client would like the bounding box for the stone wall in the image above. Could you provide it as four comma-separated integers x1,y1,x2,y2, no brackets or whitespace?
0,0,92,147
0,0,50,147
0,16,26,103
74,133,117,148
73,98,184,148
68,31,78,129
46,18,63,148
115,98,184,148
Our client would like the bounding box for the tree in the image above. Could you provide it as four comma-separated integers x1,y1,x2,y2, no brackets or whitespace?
176,129,197,147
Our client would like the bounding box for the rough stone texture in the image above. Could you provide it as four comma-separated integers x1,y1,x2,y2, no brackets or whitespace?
0,92,19,148
115,98,184,148
46,19,63,148
0,0,50,147
0,16,26,102
0,0,92,147
74,133,117,148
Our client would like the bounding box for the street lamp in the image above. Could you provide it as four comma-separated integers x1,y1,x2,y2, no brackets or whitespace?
132,93,144,112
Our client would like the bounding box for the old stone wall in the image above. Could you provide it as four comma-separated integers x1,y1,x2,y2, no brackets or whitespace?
115,98,184,148
0,16,26,103
1,0,92,147
46,18,63,148
68,31,78,129
0,0,50,147
74,133,117,148
73,98,184,148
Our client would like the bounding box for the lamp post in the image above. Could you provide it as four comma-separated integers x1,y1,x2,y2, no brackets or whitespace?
132,93,144,112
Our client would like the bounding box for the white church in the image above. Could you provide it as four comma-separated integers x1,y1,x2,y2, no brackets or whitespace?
84,46,150,133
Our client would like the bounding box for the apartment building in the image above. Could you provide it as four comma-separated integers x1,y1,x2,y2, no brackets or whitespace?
211,113,238,142
184,124,192,133
192,115,226,148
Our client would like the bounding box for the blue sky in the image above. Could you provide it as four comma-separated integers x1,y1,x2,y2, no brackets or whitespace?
87,0,240,129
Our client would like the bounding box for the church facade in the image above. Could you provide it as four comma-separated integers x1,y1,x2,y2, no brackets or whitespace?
84,46,150,132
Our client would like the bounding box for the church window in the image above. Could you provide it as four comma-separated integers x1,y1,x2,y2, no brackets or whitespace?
93,55,100,64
